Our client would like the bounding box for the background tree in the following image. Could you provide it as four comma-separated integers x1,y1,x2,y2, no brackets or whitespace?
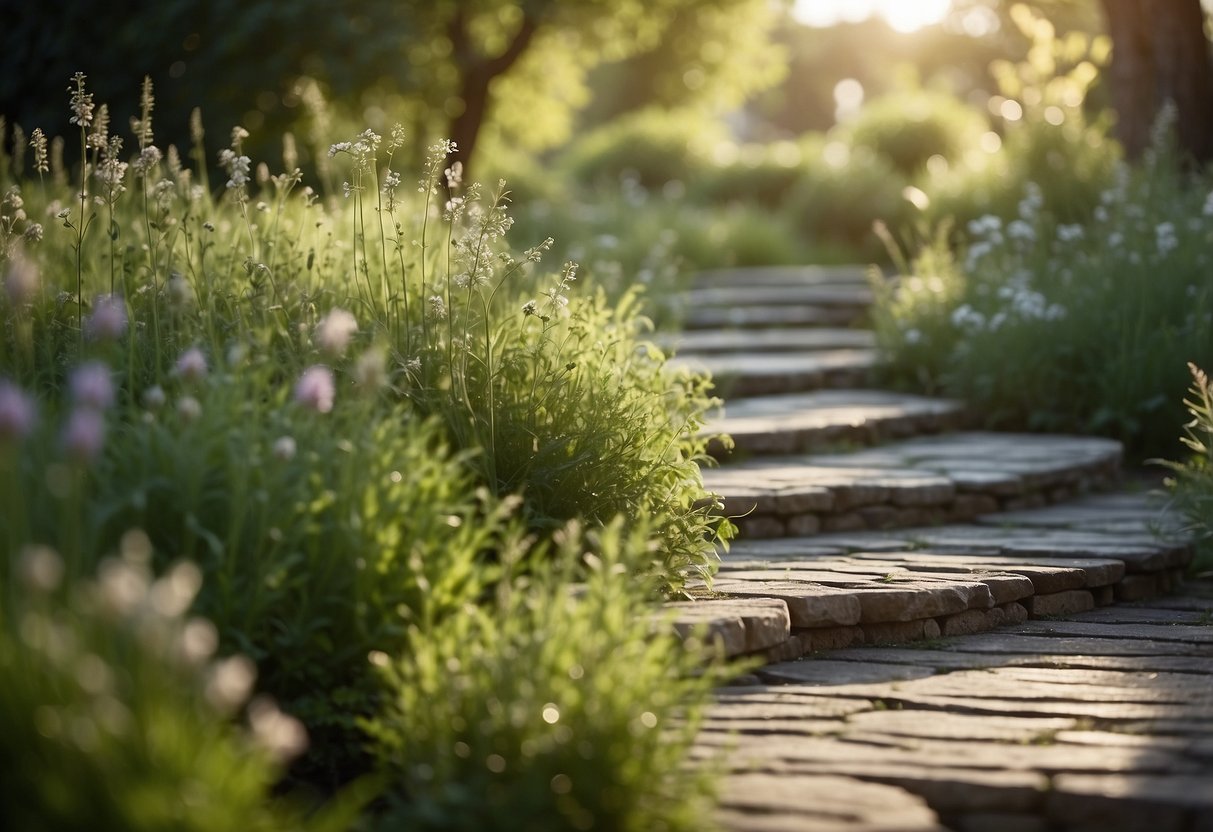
0,0,781,182
1097,0,1213,164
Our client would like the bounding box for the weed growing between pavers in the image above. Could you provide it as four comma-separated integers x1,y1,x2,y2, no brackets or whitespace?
0,74,729,828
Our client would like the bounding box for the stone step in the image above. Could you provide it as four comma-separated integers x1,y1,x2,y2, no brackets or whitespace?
700,390,966,455
671,350,878,397
697,593,1213,832
680,303,866,330
691,265,873,288
676,284,874,309
703,432,1123,539
658,327,876,356
665,492,1192,663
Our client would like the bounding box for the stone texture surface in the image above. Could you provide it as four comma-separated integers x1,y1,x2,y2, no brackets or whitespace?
665,266,1208,830
701,389,965,454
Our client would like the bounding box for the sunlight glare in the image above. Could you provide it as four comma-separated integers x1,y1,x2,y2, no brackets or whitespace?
793,0,953,33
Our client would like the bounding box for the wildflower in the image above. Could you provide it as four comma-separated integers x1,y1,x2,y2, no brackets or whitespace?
177,396,202,423
175,347,208,384
29,128,49,175
427,294,447,320
4,253,39,305
85,294,128,341
19,545,63,593
294,365,335,413
248,695,308,762
166,273,192,309
523,237,554,263
1203,191,1213,217
314,307,359,356
23,223,43,242
522,300,538,316
142,385,166,410
382,170,401,192
1155,222,1178,256
352,347,387,392
70,361,115,410
68,72,95,128
1056,224,1084,243
445,161,463,190
132,145,162,176
0,380,37,442
272,436,297,461
62,408,106,462
206,655,257,713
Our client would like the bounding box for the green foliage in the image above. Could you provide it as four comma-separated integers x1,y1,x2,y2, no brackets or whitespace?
843,87,988,177
873,140,1213,459
364,519,721,832
0,550,364,832
1159,365,1213,573
783,141,912,260
559,108,724,189
0,78,730,821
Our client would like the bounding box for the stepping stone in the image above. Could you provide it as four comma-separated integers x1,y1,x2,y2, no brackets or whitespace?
672,350,877,397
658,327,876,355
701,390,964,454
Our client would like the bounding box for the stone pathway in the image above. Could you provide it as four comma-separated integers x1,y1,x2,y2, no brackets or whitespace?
659,266,1212,831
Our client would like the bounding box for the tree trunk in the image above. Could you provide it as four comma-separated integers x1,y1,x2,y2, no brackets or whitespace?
445,10,542,184
1099,0,1213,165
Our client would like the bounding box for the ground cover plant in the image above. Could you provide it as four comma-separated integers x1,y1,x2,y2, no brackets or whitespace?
0,75,730,828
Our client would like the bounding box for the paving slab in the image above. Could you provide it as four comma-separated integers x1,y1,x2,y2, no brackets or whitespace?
701,389,964,454
664,597,792,657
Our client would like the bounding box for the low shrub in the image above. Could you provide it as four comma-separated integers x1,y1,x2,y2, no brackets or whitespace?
844,87,988,177
873,140,1213,459
558,108,724,189
364,519,721,832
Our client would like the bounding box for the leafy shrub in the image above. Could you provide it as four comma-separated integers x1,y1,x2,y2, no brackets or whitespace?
690,141,809,208
783,141,911,260
558,108,724,189
364,520,720,832
844,88,987,177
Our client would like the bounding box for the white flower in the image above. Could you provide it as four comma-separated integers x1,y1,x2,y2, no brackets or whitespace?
314,308,359,357
1155,222,1178,256
272,436,297,461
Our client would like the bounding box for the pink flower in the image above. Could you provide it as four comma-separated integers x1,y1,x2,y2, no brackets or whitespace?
85,294,128,341
70,361,114,410
4,254,39,306
0,380,37,442
294,365,335,413
175,347,208,384
314,308,359,357
62,408,106,462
